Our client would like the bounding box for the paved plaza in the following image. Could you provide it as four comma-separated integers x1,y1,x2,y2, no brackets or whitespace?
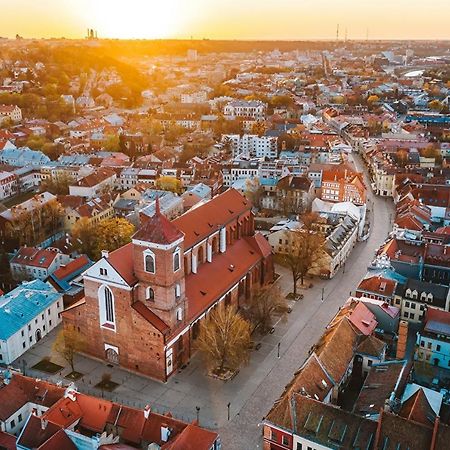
12,153,394,449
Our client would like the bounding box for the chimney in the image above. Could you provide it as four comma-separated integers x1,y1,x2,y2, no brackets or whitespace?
144,405,151,420
41,419,48,430
161,424,170,442
396,320,408,359
101,250,109,259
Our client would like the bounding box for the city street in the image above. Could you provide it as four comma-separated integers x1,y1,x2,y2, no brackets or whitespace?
12,154,394,449
217,152,395,448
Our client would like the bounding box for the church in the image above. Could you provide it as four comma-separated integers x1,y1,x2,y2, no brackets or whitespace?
62,189,274,382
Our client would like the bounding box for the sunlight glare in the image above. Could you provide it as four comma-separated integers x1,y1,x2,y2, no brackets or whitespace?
91,0,181,39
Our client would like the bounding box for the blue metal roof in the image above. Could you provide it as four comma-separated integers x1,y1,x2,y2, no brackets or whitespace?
0,280,61,340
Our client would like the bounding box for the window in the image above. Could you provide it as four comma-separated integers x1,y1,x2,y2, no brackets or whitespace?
10,420,15,429
57,301,60,308
420,341,425,347
175,284,181,299
21,330,24,337
410,314,415,320
41,314,44,320
176,308,183,322
22,342,26,349
49,320,52,327
28,324,31,331
146,287,155,301
368,360,373,367
296,444,302,450
0,354,3,361
47,309,51,315
29,336,32,343
282,436,289,446
100,268,108,276
437,345,441,352
145,253,155,274
173,249,180,272
428,342,432,349
271,430,278,441
405,301,410,308
99,286,115,329
18,414,22,422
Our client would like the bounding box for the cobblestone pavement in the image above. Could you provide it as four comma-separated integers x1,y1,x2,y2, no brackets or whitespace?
11,153,394,449
217,153,395,449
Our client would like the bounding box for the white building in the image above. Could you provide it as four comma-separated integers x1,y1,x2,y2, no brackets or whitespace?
181,91,207,104
10,247,71,281
223,134,278,159
223,100,267,120
0,171,18,200
0,104,22,123
0,280,63,365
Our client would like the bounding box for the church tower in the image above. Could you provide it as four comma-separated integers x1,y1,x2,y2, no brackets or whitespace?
131,199,186,329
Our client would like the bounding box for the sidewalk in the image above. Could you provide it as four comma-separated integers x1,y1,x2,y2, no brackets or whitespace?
12,265,300,430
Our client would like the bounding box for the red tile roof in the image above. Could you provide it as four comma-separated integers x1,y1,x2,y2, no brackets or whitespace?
357,276,397,298
399,389,436,427
134,198,183,245
106,243,137,286
10,247,59,269
0,374,65,421
173,189,251,249
0,431,16,450
37,429,77,450
163,423,218,450
348,302,378,336
17,415,62,449
132,301,170,335
185,236,262,322
51,255,90,281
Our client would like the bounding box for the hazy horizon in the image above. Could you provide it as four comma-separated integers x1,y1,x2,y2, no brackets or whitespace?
2,0,450,41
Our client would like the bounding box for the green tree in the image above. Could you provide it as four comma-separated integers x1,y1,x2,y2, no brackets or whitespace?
94,218,135,259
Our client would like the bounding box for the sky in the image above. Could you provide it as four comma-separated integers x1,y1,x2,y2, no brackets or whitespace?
2,0,450,41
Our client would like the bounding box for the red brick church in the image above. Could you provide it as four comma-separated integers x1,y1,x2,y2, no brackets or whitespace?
63,189,274,381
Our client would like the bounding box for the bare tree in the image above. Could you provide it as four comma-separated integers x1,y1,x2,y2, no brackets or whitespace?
282,212,326,296
53,327,86,373
247,284,289,334
196,304,251,374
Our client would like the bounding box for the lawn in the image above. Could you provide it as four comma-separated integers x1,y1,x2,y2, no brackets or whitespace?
32,359,64,374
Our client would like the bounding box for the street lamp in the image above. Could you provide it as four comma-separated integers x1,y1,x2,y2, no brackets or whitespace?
196,406,200,423
227,402,231,421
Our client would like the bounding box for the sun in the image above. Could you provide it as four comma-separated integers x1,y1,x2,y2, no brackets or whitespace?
91,0,181,39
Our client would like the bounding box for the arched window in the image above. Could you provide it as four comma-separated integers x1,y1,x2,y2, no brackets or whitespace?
173,248,180,272
145,252,155,274
99,286,115,329
104,287,114,323
146,287,155,301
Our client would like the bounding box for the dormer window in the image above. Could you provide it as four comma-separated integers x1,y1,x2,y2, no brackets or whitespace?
173,248,181,272
427,293,433,302
144,250,155,274
406,288,412,298
412,290,418,299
